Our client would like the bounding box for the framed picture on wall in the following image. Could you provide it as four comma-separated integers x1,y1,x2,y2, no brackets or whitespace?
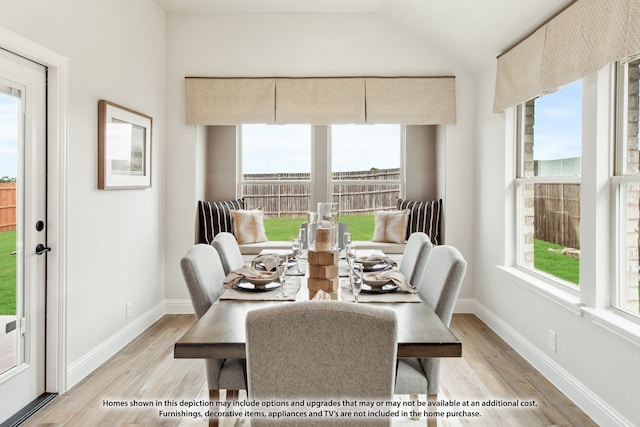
98,100,152,189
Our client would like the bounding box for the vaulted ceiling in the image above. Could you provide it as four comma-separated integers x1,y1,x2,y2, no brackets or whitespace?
154,0,574,70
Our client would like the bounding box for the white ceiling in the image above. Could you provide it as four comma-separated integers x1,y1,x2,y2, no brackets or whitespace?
155,0,574,70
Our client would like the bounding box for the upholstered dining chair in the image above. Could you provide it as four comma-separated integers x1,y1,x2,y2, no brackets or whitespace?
246,301,397,427
212,231,245,275
398,232,433,287
180,244,245,425
395,245,467,401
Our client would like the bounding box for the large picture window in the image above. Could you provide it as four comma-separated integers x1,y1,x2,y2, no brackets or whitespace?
238,124,404,240
515,80,582,289
614,57,640,317
238,124,311,218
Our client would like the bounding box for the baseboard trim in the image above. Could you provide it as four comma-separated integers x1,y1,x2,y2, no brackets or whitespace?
164,299,194,314
66,302,165,390
454,297,476,313
473,301,634,427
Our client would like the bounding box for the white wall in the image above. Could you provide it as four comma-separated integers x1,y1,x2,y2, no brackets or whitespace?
0,0,167,387
164,12,476,301
474,64,640,425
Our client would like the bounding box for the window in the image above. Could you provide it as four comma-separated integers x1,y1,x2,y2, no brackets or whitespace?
238,124,311,218
331,124,402,212
238,124,405,240
515,81,582,289
614,57,640,317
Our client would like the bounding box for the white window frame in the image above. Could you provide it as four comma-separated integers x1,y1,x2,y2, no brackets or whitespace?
612,56,640,320
236,124,313,215
513,96,582,296
329,124,406,213
236,124,406,216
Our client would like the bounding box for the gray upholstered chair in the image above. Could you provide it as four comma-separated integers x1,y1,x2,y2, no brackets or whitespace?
180,245,245,412
398,232,433,286
212,231,245,275
246,301,397,427
395,245,467,400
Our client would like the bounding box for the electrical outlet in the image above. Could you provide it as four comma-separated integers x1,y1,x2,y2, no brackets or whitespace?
126,301,133,318
548,329,557,353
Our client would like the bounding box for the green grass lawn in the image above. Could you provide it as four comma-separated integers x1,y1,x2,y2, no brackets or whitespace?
263,214,375,241
0,230,16,315
533,238,579,285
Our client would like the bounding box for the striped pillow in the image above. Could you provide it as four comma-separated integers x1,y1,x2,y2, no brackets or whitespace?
197,199,244,244
397,198,442,245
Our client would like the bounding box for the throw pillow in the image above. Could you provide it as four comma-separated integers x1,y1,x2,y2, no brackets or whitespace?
372,209,410,243
231,208,268,244
397,198,442,244
197,199,244,244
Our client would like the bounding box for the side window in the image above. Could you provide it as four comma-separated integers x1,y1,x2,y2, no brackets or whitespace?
615,57,640,317
516,81,582,288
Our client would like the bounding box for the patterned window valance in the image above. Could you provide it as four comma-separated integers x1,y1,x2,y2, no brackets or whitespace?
185,76,456,125
494,0,640,112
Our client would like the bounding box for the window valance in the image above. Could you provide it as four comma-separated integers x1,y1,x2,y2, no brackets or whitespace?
185,78,276,125
494,0,640,113
185,76,456,125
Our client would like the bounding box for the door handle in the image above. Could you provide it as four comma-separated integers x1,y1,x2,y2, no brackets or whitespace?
35,244,51,255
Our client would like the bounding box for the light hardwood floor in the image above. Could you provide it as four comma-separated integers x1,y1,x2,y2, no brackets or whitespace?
21,314,597,426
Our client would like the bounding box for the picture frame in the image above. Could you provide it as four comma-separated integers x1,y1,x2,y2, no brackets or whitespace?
98,100,152,189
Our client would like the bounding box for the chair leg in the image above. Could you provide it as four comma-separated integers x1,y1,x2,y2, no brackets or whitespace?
226,389,239,401
208,389,220,427
427,394,438,427
409,394,420,420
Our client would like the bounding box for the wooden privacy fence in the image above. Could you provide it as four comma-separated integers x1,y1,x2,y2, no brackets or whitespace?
0,182,16,232
534,183,580,249
242,168,400,218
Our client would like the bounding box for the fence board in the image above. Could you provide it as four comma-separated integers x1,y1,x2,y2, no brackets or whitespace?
0,183,16,232
534,183,580,249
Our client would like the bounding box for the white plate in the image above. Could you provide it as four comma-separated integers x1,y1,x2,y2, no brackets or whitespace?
361,283,398,294
234,280,280,292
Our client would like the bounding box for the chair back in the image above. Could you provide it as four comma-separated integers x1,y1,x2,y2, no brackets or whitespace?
246,301,397,426
398,232,433,286
212,231,244,275
180,244,226,319
418,245,467,327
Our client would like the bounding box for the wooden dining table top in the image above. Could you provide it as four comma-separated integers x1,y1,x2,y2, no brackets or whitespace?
174,252,461,360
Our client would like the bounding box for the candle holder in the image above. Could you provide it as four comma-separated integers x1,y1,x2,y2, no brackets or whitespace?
308,202,339,251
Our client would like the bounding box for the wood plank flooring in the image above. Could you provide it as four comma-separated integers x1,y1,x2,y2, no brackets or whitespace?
21,314,597,426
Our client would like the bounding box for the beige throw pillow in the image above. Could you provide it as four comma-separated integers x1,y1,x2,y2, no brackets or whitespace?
372,209,410,243
230,208,268,244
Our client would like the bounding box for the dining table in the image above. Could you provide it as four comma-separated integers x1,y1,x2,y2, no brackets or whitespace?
174,249,462,361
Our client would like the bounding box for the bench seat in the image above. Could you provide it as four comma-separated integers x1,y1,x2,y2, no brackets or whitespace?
239,240,406,255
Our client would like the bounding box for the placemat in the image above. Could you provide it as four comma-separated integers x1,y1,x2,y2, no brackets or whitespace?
340,287,421,303
220,278,301,301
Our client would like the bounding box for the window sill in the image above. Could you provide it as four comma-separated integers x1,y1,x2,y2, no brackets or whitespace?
581,307,640,348
497,266,583,315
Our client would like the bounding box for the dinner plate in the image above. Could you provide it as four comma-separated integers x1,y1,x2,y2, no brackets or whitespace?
361,283,398,294
356,258,380,268
234,281,281,292
255,259,297,271
362,262,391,273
